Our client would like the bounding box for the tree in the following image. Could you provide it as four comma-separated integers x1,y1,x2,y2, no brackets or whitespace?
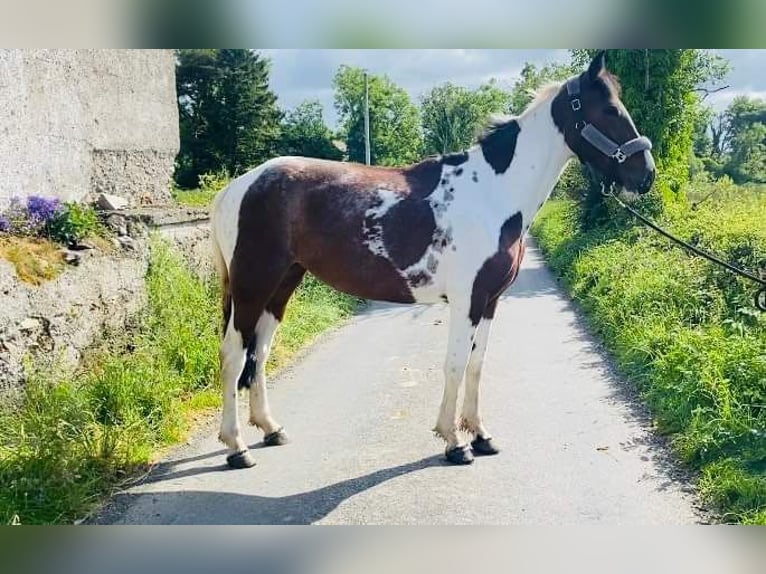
508,61,577,114
278,100,343,161
722,96,766,183
692,105,715,158
420,80,511,155
333,66,423,166
175,49,282,188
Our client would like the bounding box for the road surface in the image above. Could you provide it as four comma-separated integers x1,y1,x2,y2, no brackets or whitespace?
97,243,705,525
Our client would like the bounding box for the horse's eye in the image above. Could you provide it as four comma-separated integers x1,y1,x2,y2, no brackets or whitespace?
604,105,620,117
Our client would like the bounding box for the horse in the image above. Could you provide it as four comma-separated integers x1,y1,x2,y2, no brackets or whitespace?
210,51,655,469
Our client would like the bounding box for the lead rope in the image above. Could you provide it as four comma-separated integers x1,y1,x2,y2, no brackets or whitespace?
601,183,766,312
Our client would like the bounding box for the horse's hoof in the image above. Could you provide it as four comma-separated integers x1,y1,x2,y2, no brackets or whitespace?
263,428,289,447
445,445,474,465
471,436,500,456
226,450,256,469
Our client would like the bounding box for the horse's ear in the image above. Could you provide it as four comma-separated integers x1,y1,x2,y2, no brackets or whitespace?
587,50,606,81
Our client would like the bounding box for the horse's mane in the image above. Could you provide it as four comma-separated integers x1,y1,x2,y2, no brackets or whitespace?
477,81,563,145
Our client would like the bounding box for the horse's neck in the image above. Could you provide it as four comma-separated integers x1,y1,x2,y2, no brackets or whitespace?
467,95,573,229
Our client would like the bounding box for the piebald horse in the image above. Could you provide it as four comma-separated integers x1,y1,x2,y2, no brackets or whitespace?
211,52,655,468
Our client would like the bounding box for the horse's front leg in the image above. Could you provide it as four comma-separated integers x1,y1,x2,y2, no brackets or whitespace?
460,303,501,456
434,301,477,465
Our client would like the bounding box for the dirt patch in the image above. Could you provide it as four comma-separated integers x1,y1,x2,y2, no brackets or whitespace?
0,237,66,285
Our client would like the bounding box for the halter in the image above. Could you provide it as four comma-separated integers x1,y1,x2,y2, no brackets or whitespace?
565,75,653,164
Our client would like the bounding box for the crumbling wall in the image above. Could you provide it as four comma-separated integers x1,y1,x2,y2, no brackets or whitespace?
0,50,179,208
0,208,212,394
0,247,149,393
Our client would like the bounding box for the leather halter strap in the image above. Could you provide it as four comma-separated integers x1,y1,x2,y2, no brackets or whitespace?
565,75,652,164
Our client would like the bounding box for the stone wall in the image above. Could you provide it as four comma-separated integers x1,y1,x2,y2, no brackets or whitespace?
0,247,149,393
0,208,212,394
0,50,179,208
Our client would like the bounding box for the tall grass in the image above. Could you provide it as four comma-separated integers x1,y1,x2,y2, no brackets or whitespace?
0,239,357,524
532,185,766,524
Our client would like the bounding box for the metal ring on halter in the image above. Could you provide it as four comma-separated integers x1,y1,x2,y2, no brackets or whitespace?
612,149,627,163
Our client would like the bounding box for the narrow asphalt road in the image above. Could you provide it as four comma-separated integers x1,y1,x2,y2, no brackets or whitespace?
97,243,704,525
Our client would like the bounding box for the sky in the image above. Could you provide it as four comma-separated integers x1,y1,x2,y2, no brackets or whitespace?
260,49,766,129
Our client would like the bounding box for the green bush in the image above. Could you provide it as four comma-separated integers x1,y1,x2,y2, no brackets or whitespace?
47,201,100,245
532,186,766,524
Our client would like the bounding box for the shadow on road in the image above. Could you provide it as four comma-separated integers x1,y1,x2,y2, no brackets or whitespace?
103,454,450,524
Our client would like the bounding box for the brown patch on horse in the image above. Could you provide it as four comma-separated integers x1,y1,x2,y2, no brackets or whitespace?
479,119,521,175
230,156,459,340
221,273,232,335
469,211,525,326
266,264,307,321
382,198,436,269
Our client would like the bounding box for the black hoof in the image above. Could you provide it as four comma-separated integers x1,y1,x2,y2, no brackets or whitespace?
263,428,289,447
226,450,256,469
471,436,500,456
445,445,474,465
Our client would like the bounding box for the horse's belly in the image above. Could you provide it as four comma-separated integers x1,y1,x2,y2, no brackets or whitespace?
296,247,416,304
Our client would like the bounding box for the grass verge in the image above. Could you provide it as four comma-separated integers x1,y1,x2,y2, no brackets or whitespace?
532,187,766,524
0,238,358,524
171,188,218,207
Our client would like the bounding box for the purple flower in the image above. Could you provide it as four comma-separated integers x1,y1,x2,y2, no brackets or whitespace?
26,195,62,225
0,215,9,233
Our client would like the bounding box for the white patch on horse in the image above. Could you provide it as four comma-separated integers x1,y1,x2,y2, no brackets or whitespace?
362,188,402,259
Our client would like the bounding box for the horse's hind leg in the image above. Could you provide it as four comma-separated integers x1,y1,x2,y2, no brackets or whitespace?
219,306,255,468
248,264,306,446
219,258,291,468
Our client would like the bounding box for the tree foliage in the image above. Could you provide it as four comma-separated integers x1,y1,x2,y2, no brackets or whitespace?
175,49,282,188
420,81,511,155
278,100,343,161
721,96,766,183
695,96,766,183
333,66,422,166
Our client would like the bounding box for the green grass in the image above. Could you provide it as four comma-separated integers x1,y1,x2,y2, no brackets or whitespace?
532,185,766,524
0,238,358,524
171,188,218,207
172,170,231,207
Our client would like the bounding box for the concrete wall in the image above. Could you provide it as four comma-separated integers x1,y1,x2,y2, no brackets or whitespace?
0,50,179,208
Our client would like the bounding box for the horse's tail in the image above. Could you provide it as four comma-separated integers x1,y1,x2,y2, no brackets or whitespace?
210,189,232,336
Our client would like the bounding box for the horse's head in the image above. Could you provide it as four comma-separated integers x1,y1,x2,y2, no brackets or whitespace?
553,51,656,195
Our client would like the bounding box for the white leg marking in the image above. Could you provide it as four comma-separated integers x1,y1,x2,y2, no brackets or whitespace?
461,317,493,438
218,310,248,455
249,312,282,434
434,301,477,449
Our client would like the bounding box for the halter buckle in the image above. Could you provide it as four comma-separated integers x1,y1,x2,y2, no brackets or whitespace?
571,98,581,111
612,149,627,163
